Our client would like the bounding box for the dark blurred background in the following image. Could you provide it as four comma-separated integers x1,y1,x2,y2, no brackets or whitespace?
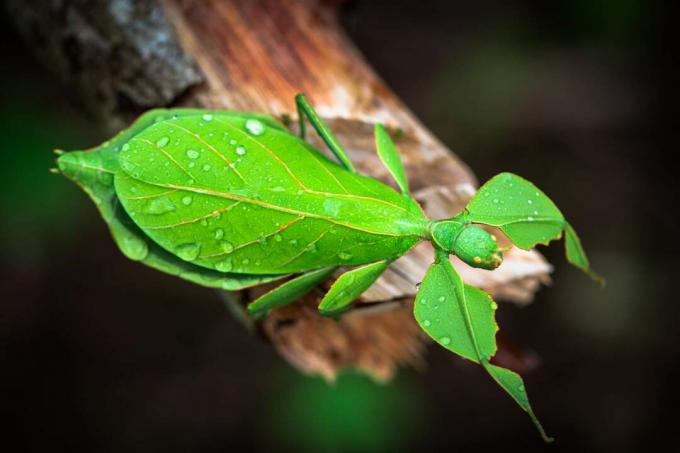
1,0,677,451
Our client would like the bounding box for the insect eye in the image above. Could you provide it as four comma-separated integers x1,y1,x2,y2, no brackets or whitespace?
452,226,503,270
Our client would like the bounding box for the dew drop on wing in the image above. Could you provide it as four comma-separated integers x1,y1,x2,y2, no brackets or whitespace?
97,171,113,186
215,258,233,272
186,149,200,159
214,228,225,240
423,320,431,327
156,136,170,147
236,146,246,156
202,113,213,121
245,119,266,136
181,195,193,205
220,241,234,253
120,233,149,261
146,196,176,215
339,251,352,260
176,243,201,261
440,337,451,346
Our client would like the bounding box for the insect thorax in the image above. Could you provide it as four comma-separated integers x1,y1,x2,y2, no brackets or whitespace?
430,220,503,270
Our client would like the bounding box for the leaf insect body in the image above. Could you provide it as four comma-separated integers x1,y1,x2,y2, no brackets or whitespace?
56,94,603,442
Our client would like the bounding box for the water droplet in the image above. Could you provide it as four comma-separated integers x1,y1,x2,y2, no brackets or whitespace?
437,296,445,302
188,162,195,168
423,320,431,327
527,216,534,222
242,258,250,265
203,164,211,171
200,219,208,227
229,139,237,145
535,192,540,197
493,198,499,204
289,239,298,245
255,260,261,266
156,136,169,147
440,336,451,346
186,149,200,159
97,171,113,186
120,233,148,261
121,143,130,151
176,243,201,261
181,195,193,205
236,146,246,156
533,210,539,215
273,234,283,242
245,118,265,136
527,199,533,205
271,186,285,192
146,196,176,214
420,298,427,305
214,228,224,240
220,241,234,253
339,251,352,260
215,258,232,272
202,113,213,121
518,384,525,392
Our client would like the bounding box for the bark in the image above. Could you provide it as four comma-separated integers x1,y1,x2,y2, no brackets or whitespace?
8,0,550,381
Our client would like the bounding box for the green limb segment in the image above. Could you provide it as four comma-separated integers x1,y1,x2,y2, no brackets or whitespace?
484,363,554,443
318,260,391,317
564,222,605,286
247,267,337,318
295,93,357,173
56,110,286,292
414,250,552,442
374,124,410,195
463,172,603,285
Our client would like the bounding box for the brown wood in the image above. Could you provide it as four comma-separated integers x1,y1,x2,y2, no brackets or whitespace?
8,0,551,381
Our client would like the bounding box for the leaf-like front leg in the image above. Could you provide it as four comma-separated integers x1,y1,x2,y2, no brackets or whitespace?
318,260,391,317
462,172,604,285
414,250,553,443
295,93,357,173
247,267,336,319
374,124,411,196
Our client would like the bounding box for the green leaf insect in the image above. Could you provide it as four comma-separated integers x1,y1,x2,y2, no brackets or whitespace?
55,93,602,442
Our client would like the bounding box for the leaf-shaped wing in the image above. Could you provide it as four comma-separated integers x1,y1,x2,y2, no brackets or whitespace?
464,172,602,283
115,114,427,275
57,110,286,290
414,251,552,441
375,124,410,195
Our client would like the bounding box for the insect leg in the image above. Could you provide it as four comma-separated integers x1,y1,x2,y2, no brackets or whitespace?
295,93,357,173
318,259,391,317
374,124,411,196
247,267,336,318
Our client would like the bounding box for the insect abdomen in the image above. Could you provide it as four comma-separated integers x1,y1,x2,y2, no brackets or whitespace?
114,113,427,274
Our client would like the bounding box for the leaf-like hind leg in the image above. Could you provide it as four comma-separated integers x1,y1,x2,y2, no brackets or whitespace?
247,267,336,319
318,260,391,317
295,93,357,173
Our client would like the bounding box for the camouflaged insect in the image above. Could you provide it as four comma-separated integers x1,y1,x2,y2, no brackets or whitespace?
56,94,602,442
